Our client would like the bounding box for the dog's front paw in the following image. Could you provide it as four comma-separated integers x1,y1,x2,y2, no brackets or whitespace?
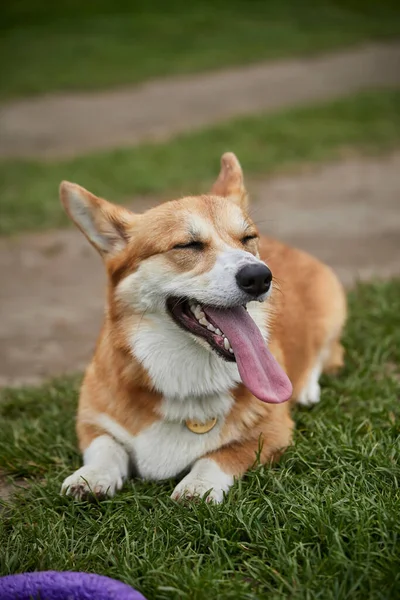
171,459,233,504
61,466,123,500
171,475,225,504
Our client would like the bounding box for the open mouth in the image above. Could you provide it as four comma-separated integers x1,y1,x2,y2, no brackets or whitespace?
166,297,236,361
166,296,293,405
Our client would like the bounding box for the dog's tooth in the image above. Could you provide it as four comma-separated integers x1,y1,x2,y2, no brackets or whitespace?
229,348,234,354
215,328,222,336
223,337,230,350
207,324,216,332
194,305,204,319
189,304,196,315
199,318,209,327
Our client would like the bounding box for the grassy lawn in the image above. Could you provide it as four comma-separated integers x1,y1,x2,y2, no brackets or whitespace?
0,279,399,598
1,88,400,236
1,1,400,100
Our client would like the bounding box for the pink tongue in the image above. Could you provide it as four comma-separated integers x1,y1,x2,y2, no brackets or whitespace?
205,306,292,404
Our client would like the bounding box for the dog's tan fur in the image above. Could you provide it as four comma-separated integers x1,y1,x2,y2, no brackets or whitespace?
60,153,346,501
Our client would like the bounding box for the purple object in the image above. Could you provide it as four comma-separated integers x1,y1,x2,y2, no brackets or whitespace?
0,571,147,600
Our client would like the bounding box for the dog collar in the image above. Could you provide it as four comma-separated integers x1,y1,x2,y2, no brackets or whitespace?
185,417,217,434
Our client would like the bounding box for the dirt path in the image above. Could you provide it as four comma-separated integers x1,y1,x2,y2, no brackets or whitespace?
1,42,400,160
1,153,399,387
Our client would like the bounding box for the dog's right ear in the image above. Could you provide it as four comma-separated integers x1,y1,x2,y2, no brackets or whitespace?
60,181,135,257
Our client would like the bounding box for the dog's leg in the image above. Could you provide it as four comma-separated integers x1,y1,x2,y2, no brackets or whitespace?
172,415,293,504
61,435,129,500
296,357,324,407
171,457,234,504
323,338,344,375
296,334,345,407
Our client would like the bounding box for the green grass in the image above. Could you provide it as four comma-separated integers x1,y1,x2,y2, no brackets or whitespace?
1,280,399,599
1,0,400,100
1,88,400,236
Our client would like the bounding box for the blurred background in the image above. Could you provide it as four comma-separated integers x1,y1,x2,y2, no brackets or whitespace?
0,0,399,386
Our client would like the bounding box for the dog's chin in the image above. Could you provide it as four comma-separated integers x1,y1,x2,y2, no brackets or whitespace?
166,297,236,362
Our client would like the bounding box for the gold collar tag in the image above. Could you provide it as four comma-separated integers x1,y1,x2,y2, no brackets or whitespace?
185,417,217,434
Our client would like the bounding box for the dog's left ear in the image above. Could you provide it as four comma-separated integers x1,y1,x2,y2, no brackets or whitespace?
60,181,135,257
210,152,248,210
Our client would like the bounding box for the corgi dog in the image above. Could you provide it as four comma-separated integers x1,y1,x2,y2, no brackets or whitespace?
60,152,346,503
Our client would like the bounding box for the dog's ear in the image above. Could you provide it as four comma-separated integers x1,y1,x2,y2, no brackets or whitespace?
60,182,134,256
210,152,248,210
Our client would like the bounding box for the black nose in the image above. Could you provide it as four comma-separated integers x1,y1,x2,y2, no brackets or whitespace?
236,263,272,297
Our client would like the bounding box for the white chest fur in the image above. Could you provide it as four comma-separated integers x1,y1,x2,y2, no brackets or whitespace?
133,420,223,479
95,392,233,480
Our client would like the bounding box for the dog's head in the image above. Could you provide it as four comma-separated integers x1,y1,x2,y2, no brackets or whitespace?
60,153,292,403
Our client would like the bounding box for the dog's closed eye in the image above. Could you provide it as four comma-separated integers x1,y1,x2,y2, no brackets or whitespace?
173,241,205,250
241,234,258,245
